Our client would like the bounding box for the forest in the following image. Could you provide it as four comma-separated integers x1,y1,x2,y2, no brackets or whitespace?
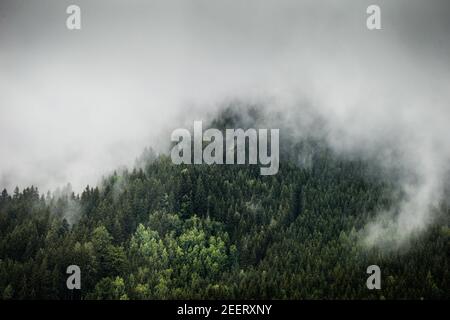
0,107,449,300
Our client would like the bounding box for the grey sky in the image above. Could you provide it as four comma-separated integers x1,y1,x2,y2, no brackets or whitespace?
1,0,449,204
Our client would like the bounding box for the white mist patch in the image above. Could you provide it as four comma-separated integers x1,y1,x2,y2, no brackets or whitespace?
49,183,82,225
359,138,449,249
362,177,442,249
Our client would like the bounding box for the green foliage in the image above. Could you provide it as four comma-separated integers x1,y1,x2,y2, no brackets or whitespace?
0,139,449,300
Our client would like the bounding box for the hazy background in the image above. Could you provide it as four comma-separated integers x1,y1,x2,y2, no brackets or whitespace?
1,0,449,246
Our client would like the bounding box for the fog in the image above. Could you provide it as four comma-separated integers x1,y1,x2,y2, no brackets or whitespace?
1,0,449,246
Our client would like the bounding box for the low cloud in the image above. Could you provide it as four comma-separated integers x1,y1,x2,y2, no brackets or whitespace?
1,0,449,246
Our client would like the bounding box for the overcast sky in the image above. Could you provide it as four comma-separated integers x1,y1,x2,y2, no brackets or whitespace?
1,0,449,201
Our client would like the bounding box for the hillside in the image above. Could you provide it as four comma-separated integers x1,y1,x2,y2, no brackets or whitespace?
0,107,449,300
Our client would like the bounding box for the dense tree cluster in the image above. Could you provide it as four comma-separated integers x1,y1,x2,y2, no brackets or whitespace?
0,110,449,300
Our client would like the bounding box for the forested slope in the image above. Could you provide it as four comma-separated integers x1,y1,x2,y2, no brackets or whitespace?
0,108,449,300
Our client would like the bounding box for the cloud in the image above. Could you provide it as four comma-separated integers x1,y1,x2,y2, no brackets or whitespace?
1,0,449,246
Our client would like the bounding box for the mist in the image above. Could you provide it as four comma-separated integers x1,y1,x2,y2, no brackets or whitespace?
1,0,449,247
